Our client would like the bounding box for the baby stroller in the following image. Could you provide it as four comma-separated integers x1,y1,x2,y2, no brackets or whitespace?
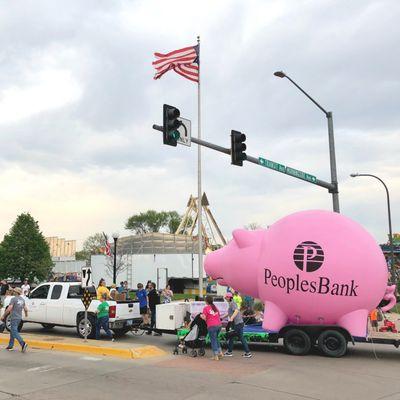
174,314,207,357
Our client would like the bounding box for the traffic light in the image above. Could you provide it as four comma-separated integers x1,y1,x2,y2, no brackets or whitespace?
163,104,181,146
231,130,247,166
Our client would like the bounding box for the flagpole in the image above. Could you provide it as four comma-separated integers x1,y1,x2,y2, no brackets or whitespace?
197,35,203,299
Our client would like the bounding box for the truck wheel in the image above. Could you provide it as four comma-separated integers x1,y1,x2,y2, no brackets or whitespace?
283,329,311,356
112,328,131,338
318,330,347,358
5,315,23,332
41,324,55,330
77,314,96,339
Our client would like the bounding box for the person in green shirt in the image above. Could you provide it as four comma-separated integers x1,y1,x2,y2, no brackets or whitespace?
95,293,114,340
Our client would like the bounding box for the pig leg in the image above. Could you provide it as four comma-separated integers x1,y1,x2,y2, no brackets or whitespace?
262,301,288,332
337,309,369,338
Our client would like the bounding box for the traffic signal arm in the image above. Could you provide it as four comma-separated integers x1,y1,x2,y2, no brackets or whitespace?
152,124,335,191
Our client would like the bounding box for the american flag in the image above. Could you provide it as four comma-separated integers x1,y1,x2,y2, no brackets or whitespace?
152,45,199,83
102,232,112,257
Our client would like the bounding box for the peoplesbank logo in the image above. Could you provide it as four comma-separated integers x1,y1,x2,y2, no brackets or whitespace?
293,241,324,272
263,241,359,297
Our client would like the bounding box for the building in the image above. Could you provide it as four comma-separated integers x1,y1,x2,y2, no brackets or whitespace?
46,237,76,261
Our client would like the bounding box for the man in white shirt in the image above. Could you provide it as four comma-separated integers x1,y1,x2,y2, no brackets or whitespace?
21,279,30,297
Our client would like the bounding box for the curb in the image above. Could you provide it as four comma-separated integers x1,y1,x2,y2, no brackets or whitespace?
0,336,166,360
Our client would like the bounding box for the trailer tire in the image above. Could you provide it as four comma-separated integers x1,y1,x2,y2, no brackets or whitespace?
283,329,311,355
318,330,347,358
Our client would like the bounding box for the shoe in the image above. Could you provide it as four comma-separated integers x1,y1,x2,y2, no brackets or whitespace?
242,353,252,358
224,351,233,357
210,355,219,361
5,346,13,351
111,338,115,342
22,343,28,353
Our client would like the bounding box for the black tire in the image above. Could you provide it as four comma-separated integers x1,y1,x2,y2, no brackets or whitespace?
318,330,347,358
76,314,96,339
198,348,205,357
5,314,23,332
190,350,197,357
283,329,312,356
41,324,55,330
112,328,131,338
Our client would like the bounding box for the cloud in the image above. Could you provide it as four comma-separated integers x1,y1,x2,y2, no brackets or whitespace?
0,0,399,247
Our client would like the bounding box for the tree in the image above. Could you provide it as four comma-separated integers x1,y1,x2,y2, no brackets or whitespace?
76,233,106,260
125,210,183,234
0,213,53,282
166,211,181,233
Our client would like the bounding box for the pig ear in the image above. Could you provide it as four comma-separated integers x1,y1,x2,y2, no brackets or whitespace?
232,229,259,248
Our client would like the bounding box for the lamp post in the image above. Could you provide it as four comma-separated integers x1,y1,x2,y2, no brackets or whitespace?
350,173,396,282
112,232,119,285
274,71,340,213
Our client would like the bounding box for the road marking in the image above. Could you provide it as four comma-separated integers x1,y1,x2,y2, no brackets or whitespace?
80,356,103,361
27,365,62,373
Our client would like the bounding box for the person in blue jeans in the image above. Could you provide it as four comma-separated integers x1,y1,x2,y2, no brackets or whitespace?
223,292,252,358
95,293,114,340
201,295,222,361
1,287,28,352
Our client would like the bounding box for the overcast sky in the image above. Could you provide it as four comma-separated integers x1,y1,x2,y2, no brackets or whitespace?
0,0,399,247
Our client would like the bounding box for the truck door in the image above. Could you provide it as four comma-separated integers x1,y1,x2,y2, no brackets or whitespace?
28,284,50,323
46,284,64,325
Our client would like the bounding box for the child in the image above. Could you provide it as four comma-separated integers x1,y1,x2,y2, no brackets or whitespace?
96,293,114,340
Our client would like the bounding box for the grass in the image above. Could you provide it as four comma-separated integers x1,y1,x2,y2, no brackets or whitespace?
391,303,400,314
173,294,197,301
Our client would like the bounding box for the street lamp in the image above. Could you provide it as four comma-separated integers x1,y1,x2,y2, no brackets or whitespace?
350,173,396,282
112,232,119,285
274,71,340,213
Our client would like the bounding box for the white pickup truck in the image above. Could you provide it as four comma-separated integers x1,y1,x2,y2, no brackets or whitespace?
1,282,142,339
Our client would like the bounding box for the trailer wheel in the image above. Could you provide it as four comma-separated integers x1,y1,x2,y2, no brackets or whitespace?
283,329,311,355
318,330,347,358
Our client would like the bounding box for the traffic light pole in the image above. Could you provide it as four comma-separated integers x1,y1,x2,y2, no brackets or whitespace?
152,124,336,192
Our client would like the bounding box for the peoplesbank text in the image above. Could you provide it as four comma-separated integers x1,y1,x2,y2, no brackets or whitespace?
264,268,358,297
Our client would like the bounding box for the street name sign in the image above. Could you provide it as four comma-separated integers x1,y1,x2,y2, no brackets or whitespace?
259,157,317,184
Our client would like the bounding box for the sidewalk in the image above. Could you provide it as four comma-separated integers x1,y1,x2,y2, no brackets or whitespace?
0,331,166,360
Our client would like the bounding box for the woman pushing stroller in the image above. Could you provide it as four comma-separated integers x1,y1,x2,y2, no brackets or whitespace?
201,295,223,361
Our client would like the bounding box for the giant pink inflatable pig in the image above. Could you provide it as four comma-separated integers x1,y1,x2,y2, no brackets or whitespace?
205,210,396,337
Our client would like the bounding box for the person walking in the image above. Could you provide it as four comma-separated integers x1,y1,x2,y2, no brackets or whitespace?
147,282,161,335
201,295,222,361
1,287,28,352
95,293,114,340
223,292,252,358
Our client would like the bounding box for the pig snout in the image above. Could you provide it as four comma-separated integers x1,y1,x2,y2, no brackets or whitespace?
204,250,228,285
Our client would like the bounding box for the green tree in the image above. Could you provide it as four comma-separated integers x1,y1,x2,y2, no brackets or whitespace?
125,210,183,234
166,211,181,234
0,213,53,282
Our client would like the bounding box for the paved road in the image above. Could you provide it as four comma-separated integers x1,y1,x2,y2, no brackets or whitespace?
1,324,400,400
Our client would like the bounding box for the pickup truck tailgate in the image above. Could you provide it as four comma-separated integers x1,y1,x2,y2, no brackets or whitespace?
114,301,141,321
